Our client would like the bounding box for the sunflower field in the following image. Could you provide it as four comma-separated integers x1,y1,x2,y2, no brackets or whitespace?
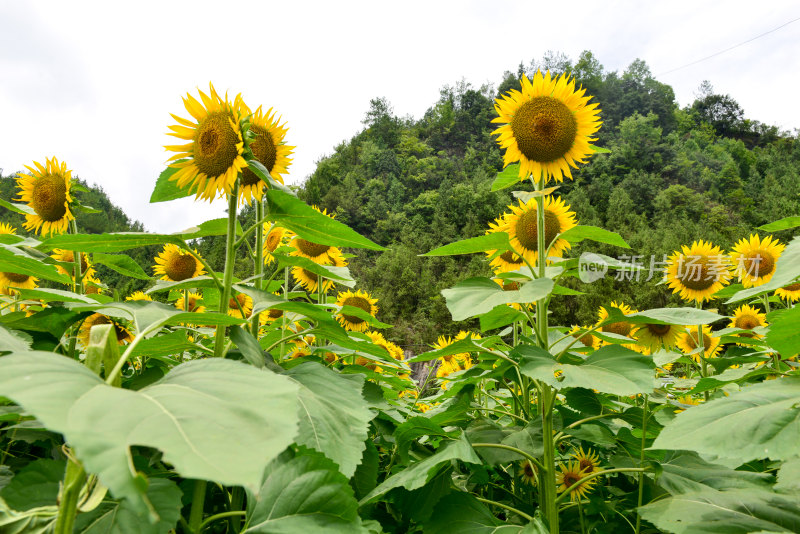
1,70,800,534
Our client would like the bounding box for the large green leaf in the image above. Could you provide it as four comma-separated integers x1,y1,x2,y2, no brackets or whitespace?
775,457,800,492
559,225,631,248
727,237,800,303
759,216,800,232
229,326,265,368
652,377,800,462
41,233,184,253
0,459,65,511
626,307,726,325
0,325,32,353
272,253,355,283
518,344,655,396
149,163,192,203
244,452,367,534
92,253,150,280
442,277,553,321
359,434,481,505
69,300,246,333
490,164,521,192
395,417,459,463
129,330,195,359
423,233,510,257
284,363,373,478
0,501,56,534
655,451,772,495
16,287,98,304
266,189,385,251
74,479,182,534
0,245,70,284
638,488,800,534
424,492,547,533
765,307,800,358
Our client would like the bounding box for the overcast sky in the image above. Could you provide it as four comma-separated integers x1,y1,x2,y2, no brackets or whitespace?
1,1,798,233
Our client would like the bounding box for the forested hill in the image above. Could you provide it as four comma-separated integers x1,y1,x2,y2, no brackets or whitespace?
299,51,800,348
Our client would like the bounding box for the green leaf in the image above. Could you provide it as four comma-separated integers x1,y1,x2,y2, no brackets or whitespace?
626,307,726,325
2,307,87,339
425,492,547,534
395,417,459,463
0,500,56,533
66,359,300,514
149,163,192,203
638,488,800,534
146,276,220,294
244,451,367,533
92,253,150,280
655,451,772,495
284,363,372,478
272,253,355,283
350,440,379,500
442,277,553,322
0,198,35,215
266,189,385,251
652,377,800,462
559,225,631,248
176,217,243,240
0,245,70,284
775,457,800,492
359,434,481,505
69,300,246,332
229,326,265,368
728,237,800,303
518,344,655,395
41,233,185,254
490,164,521,192
479,305,526,332
129,330,196,359
423,233,510,257
0,459,65,511
244,158,294,195
766,308,800,357
16,287,98,304
74,478,182,534
408,337,494,364
588,144,611,154
84,323,123,386
0,325,33,353
758,216,800,233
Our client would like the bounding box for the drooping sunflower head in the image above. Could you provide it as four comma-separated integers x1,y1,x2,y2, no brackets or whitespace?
501,195,577,266
0,270,38,293
153,244,206,282
776,282,800,303
665,240,731,303
175,291,205,313
555,460,595,502
676,325,722,361
125,291,152,302
492,71,601,183
50,249,95,281
239,106,294,205
165,83,249,202
227,292,254,319
335,289,378,332
633,322,683,353
729,304,767,340
730,234,785,288
288,208,343,264
263,225,292,265
572,447,602,475
15,157,75,235
78,313,133,347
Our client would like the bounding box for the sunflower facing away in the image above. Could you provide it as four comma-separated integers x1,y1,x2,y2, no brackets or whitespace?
665,241,731,303
16,157,75,235
292,252,346,294
730,234,785,288
676,325,722,362
153,244,206,282
335,289,379,332
776,282,800,303
633,322,684,354
165,83,249,202
492,71,601,183
555,461,596,502
729,304,767,340
51,249,95,281
78,313,133,347
239,106,294,205
500,196,577,265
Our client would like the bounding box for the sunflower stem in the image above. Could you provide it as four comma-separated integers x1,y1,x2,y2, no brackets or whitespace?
53,455,86,534
280,267,289,361
474,496,534,522
183,289,189,312
69,219,84,295
635,394,648,534
188,479,207,533
214,181,240,358
251,198,265,338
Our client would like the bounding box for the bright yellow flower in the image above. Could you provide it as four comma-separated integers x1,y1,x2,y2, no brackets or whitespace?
153,244,206,282
175,291,205,313
0,271,38,293
776,282,800,302
730,234,785,288
572,447,602,475
335,289,379,332
263,225,292,265
500,195,577,266
676,325,722,361
239,106,294,205
633,323,683,354
125,291,152,301
729,304,767,341
78,313,133,347
555,461,595,502
50,249,95,281
227,292,253,319
665,241,731,303
15,157,75,235
0,223,16,235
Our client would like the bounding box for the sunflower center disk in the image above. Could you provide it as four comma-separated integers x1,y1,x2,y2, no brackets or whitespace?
268,308,283,319
342,296,372,324
3,272,30,284
677,255,717,291
229,293,247,310
194,111,239,178
164,253,198,282
735,315,759,330
511,96,578,162
603,321,632,337
242,127,277,186
743,251,775,278
514,209,562,252
31,175,68,222
296,239,331,258
784,283,800,291
647,323,671,337
266,232,282,252
500,250,522,264
562,472,580,489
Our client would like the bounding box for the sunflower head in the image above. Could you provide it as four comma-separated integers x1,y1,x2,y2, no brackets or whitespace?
165,83,249,202
175,291,205,313
365,330,404,361
16,157,75,235
492,71,601,183
729,304,767,340
78,313,133,347
597,301,636,338
520,460,538,486
633,322,683,353
555,461,595,502
291,252,346,294
239,106,294,205
263,225,291,265
776,282,800,303
0,223,17,235
485,215,524,274
153,244,206,282
572,447,602,475
0,270,38,293
51,249,95,280
83,276,104,295
676,325,722,361
665,241,731,303
336,289,379,332
125,291,152,302
500,195,577,266
730,234,785,288
227,292,254,319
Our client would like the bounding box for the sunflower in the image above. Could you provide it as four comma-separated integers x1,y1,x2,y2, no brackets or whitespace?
125,291,152,301
335,289,379,332
676,325,722,362
596,301,636,338
0,271,38,293
633,322,683,353
485,215,524,274
50,249,95,281
288,209,345,264
729,304,767,340
153,244,206,282
776,282,800,303
665,241,731,303
83,276,104,295
227,292,253,319
555,461,595,502
239,106,294,205
672,395,703,413
520,460,538,486
730,234,785,288
165,83,249,202
492,71,601,183
15,157,75,235
0,223,16,235
263,225,291,265
434,331,480,378
292,252,346,294
568,325,599,350
500,196,577,265
78,313,133,347
572,447,602,475
175,291,206,313
365,330,404,362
